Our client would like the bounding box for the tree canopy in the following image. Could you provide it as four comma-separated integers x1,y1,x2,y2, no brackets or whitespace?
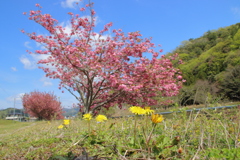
23,2,183,114
22,91,64,120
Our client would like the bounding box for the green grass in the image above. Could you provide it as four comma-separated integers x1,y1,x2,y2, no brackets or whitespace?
0,107,240,159
0,120,36,135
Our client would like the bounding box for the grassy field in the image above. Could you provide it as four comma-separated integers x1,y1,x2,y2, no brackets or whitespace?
0,120,36,135
0,106,240,160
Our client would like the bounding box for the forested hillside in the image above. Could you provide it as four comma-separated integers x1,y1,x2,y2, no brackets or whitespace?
0,108,24,119
0,108,78,119
167,23,240,105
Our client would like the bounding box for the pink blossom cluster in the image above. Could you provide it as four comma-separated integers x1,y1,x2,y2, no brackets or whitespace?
23,3,184,114
22,91,64,120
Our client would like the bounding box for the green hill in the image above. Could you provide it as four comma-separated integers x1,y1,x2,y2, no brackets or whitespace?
0,107,79,119
166,23,240,105
62,108,79,117
0,108,25,119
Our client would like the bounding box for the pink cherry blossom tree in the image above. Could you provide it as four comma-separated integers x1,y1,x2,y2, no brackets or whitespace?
22,91,64,120
22,2,184,115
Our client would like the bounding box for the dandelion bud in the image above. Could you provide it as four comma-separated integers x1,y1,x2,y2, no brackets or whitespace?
178,147,183,154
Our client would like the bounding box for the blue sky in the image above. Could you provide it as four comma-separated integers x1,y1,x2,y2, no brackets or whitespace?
0,0,240,110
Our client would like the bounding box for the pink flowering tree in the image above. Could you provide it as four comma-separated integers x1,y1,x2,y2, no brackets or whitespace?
22,2,184,115
22,91,64,120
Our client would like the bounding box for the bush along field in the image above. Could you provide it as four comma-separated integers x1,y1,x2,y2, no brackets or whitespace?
0,106,240,160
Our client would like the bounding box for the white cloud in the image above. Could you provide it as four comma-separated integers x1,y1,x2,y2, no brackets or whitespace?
11,67,17,71
20,56,36,69
20,53,50,70
40,76,53,87
43,81,53,86
61,0,80,8
7,93,25,102
31,53,50,62
24,41,32,49
231,7,240,17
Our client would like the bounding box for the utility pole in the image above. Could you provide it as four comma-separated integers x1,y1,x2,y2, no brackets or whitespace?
14,98,16,115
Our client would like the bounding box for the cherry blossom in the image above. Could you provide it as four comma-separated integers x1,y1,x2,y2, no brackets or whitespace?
22,91,64,120
23,2,184,114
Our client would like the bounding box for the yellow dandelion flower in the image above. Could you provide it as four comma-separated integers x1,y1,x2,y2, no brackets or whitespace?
57,124,64,129
83,113,92,121
151,114,164,124
129,106,146,115
63,119,70,125
144,107,154,115
47,121,51,125
95,114,108,122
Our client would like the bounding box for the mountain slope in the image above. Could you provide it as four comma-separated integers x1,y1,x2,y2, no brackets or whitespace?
167,23,240,103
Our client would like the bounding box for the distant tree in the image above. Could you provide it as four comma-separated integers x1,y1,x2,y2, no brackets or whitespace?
230,29,240,50
22,91,64,120
192,47,202,56
23,2,184,115
193,80,219,105
205,30,217,41
179,53,190,62
224,50,240,66
177,80,220,106
216,28,230,39
219,65,240,100
229,23,240,38
178,86,195,106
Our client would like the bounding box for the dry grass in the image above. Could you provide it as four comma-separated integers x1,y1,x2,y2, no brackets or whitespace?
0,106,240,159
